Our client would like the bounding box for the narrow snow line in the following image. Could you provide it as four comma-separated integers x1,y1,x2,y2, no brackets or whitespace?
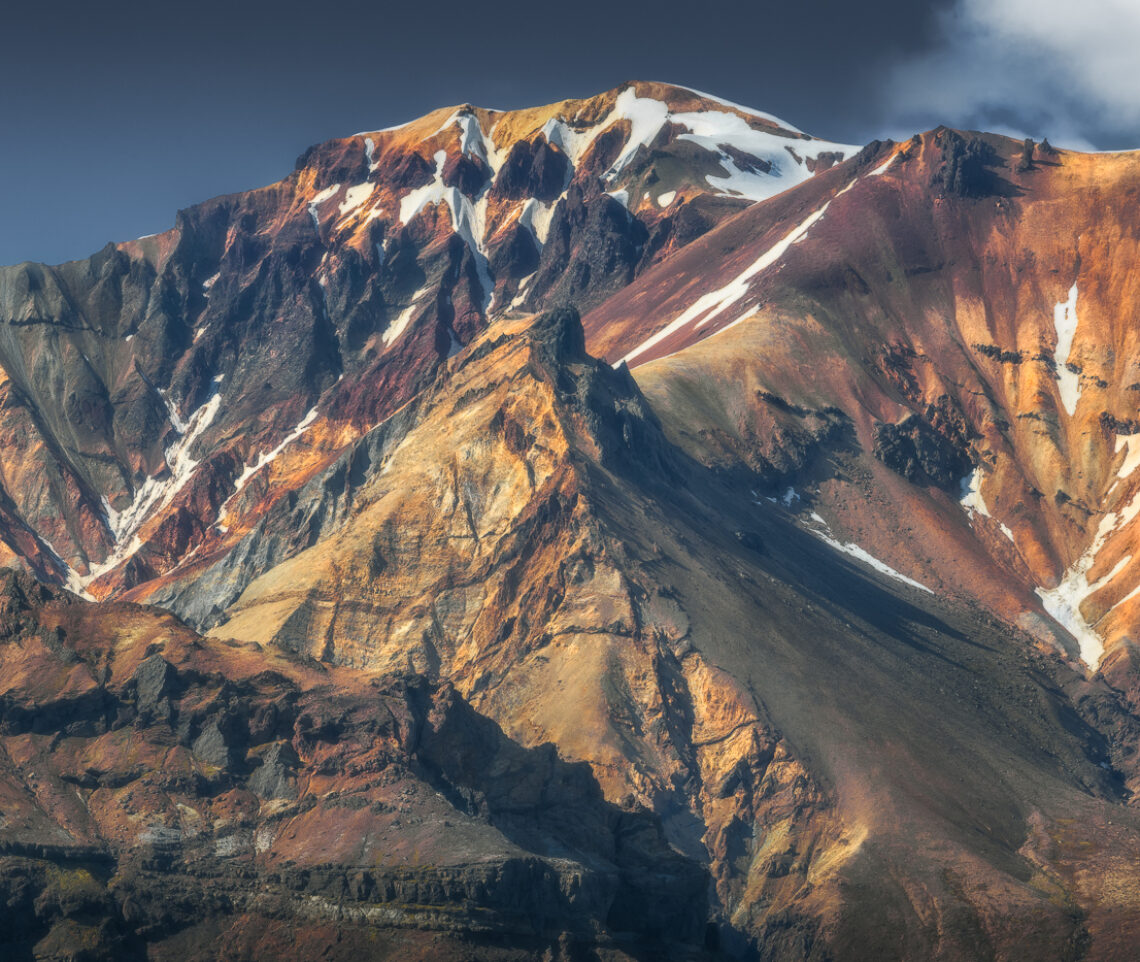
959,469,1016,543
669,83,804,132
868,153,896,177
383,285,431,347
620,195,838,366
807,512,933,594
231,407,319,497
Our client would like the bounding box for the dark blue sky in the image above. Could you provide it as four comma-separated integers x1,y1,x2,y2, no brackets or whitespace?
3,0,1132,267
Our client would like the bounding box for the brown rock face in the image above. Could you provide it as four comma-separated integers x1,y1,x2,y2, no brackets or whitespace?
3,84,1140,961
0,570,711,960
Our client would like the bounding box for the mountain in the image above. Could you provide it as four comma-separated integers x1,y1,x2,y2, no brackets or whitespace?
0,80,853,606
2,83,1140,961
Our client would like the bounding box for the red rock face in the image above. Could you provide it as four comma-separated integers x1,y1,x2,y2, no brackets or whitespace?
3,87,1140,961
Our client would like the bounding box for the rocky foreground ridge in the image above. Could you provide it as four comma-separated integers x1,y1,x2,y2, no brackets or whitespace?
2,83,1140,960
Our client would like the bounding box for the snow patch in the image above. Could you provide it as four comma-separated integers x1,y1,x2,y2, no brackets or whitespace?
383,289,428,347
808,513,933,594
604,89,671,177
671,83,804,132
1053,283,1081,416
339,183,375,218
518,198,559,246
557,85,855,203
431,110,508,174
671,107,857,202
541,117,608,167
959,468,990,519
38,536,94,600
510,272,536,309
1116,434,1140,479
868,153,896,177
657,190,676,207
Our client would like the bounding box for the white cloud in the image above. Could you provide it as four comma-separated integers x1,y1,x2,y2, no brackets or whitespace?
885,0,1140,149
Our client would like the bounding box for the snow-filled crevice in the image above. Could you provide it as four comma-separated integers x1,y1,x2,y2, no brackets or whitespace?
87,376,226,584
1035,492,1140,667
397,150,494,313
1053,283,1081,416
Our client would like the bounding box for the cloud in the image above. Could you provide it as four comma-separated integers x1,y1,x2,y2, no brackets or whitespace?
884,0,1140,148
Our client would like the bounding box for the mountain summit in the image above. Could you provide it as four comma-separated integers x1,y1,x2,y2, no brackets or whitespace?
1,84,1140,961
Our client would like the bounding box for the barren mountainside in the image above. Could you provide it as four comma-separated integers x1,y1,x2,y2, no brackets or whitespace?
2,82,1140,961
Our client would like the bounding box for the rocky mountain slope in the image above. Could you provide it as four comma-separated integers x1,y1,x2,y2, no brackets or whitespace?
0,81,852,605
2,83,1140,961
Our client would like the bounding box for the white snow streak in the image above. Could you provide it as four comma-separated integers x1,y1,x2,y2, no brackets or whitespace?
231,407,319,495
383,287,430,346
868,153,897,177
1053,283,1081,416
808,512,933,594
657,190,677,207
620,196,837,366
671,83,803,132
1035,490,1140,667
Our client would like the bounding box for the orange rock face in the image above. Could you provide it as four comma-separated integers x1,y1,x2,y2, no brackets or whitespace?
2,88,1140,960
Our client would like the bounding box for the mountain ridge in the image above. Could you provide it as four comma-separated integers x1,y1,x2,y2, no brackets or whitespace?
3,82,1140,960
